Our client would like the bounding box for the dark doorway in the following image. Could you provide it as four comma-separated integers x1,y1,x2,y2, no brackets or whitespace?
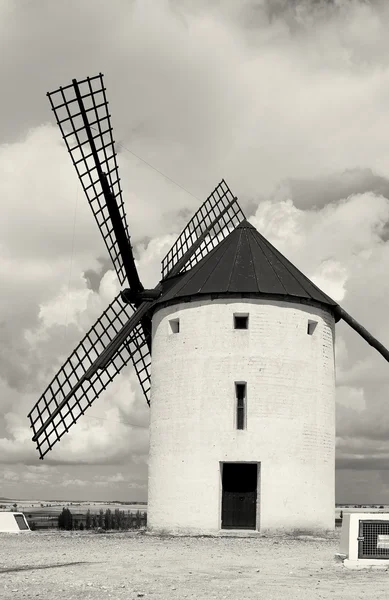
221,463,258,529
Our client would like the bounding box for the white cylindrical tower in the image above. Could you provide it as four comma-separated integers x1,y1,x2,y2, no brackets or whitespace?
147,297,335,535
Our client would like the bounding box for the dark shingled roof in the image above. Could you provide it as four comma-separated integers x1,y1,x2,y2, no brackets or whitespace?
155,219,339,315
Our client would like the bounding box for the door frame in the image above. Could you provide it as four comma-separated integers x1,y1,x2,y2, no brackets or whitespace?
219,461,261,531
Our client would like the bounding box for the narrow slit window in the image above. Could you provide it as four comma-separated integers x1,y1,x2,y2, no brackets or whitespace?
234,314,249,329
235,382,246,430
169,318,180,334
307,320,318,335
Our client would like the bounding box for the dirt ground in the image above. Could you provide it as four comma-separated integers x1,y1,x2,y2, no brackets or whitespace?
0,530,388,599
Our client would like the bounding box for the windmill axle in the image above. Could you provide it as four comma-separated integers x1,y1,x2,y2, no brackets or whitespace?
121,288,161,304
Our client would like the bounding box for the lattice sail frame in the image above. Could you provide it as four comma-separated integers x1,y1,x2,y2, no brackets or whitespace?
28,294,151,459
161,180,245,279
47,74,130,286
31,81,246,460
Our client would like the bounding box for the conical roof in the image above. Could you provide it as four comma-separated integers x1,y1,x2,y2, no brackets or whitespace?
155,220,339,316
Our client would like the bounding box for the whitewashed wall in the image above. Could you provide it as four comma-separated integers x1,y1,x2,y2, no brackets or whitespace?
147,298,336,534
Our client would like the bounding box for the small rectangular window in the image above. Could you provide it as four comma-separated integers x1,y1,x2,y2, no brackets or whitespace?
234,314,249,329
169,318,180,334
235,382,246,430
307,320,318,335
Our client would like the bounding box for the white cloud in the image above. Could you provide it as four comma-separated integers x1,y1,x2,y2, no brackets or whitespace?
60,479,88,488
337,386,367,414
2,469,19,483
93,472,139,487
58,472,146,489
0,465,57,487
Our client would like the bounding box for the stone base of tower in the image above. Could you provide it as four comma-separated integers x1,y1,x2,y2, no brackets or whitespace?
146,526,334,537
146,512,334,538
146,516,335,538
147,455,335,537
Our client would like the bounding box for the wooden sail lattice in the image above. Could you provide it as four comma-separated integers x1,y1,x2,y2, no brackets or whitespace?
27,294,151,459
161,179,245,279
47,74,130,285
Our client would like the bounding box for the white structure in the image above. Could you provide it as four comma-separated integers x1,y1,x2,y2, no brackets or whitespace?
148,299,335,534
340,513,389,568
0,512,30,533
147,221,337,535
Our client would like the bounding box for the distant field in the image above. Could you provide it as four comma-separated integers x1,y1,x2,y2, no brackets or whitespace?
19,504,147,515
0,501,147,514
2,501,388,515
335,505,389,517
2,501,389,522
0,500,147,530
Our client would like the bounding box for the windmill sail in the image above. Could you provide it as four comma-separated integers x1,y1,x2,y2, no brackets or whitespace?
27,294,150,459
30,72,250,462
161,179,245,279
31,72,246,462
47,73,139,289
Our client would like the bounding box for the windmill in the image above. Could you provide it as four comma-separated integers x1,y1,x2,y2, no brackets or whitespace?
28,73,389,534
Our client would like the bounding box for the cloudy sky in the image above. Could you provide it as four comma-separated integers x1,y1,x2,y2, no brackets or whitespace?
1,0,389,505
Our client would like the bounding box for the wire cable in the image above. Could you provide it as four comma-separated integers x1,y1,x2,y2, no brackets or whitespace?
84,414,148,429
64,185,79,339
116,139,201,202
89,125,200,203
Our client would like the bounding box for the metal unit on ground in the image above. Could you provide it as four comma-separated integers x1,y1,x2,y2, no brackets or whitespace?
0,512,30,533
340,513,389,568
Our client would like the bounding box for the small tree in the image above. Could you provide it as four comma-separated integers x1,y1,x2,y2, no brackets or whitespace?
98,509,104,528
114,509,123,529
92,514,97,529
58,508,73,530
58,508,73,531
135,510,141,529
58,508,65,529
104,508,112,530
121,511,129,530
65,508,73,530
85,510,91,530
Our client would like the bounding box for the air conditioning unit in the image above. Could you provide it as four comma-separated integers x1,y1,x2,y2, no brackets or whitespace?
339,513,389,568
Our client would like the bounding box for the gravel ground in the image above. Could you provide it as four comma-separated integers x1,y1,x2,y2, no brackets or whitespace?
0,530,388,599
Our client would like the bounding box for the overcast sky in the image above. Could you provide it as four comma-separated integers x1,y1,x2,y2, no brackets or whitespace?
1,0,389,505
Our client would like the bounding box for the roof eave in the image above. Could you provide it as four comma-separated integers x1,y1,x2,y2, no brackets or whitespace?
151,291,340,321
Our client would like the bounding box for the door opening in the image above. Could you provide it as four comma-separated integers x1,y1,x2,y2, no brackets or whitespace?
221,462,258,530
